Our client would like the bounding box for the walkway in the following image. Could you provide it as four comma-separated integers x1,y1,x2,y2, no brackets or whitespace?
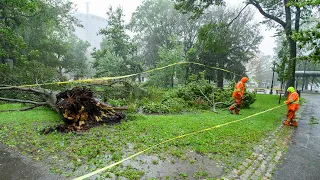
273,92,320,180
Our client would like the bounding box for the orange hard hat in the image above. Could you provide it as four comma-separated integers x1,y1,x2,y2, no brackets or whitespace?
241,77,248,83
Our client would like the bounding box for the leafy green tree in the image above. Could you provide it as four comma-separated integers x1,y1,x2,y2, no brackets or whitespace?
99,7,132,59
130,0,182,68
174,0,225,18
274,39,290,90
22,0,79,78
92,6,142,78
0,0,38,64
196,6,261,87
56,35,90,80
245,0,302,89
69,37,91,79
174,0,314,89
92,49,126,77
130,0,202,71
290,0,320,62
147,36,185,87
0,0,82,85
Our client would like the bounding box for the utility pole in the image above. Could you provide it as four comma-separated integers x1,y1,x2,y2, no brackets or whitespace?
270,61,276,94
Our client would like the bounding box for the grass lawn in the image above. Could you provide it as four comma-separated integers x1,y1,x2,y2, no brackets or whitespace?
0,94,291,179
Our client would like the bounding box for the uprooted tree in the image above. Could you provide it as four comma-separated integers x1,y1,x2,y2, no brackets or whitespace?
0,86,127,132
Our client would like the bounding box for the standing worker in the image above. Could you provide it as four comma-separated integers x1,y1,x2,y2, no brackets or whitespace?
283,86,299,127
229,77,248,115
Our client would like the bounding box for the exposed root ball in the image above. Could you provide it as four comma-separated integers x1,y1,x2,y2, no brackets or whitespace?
43,86,127,133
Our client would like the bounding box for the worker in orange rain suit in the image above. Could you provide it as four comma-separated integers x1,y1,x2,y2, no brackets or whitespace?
283,86,299,127
228,77,248,115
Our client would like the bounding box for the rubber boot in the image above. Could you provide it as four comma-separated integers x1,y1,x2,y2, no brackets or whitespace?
228,105,235,114
283,120,291,126
234,106,240,115
291,121,298,127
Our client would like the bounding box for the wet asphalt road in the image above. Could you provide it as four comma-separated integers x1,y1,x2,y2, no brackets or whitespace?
0,143,64,180
273,92,320,180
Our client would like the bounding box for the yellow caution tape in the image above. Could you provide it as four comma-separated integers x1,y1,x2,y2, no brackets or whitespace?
2,60,279,179
73,104,285,180
1,62,242,89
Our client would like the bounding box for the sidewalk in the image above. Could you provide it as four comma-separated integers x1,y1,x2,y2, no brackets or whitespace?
220,92,320,180
273,92,320,180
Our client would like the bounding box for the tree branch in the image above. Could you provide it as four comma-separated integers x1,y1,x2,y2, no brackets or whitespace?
0,104,46,112
0,97,47,105
227,4,249,27
0,86,56,96
247,0,287,28
0,86,58,112
0,3,45,18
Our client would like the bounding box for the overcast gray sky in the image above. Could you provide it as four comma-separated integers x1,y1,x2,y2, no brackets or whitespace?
71,0,276,56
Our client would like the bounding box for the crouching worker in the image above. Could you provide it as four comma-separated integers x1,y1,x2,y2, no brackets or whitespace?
229,77,248,115
283,87,299,127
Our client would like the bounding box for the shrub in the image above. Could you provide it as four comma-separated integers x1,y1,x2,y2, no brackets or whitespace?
242,91,257,108
142,102,170,114
162,98,186,113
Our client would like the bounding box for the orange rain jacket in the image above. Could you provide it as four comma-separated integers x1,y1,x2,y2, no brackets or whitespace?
285,91,299,111
232,77,248,98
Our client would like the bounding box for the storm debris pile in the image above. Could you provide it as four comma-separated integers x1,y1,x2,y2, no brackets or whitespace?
44,86,126,133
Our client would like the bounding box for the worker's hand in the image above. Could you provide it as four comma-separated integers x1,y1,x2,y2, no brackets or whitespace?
283,101,286,104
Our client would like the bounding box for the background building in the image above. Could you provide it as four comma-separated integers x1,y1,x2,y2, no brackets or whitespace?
73,12,107,77
74,13,107,53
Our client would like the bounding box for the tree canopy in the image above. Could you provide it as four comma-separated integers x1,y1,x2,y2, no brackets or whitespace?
0,0,90,85
174,0,319,89
92,6,142,78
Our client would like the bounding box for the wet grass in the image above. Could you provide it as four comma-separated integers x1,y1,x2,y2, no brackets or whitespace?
0,94,288,179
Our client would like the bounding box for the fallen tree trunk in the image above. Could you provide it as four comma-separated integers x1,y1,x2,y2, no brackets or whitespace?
55,86,127,127
0,86,127,132
0,85,58,111
0,97,47,111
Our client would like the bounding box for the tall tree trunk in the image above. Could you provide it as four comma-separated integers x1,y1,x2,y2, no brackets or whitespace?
248,0,300,93
217,69,224,88
216,56,225,88
286,0,300,90
284,0,295,88
185,65,189,85
287,37,296,88
171,66,174,88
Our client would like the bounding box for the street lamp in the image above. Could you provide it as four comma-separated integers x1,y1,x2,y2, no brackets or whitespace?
270,61,276,94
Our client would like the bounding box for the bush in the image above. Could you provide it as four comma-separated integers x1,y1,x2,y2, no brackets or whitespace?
242,91,257,108
95,81,149,103
85,73,257,114
211,88,233,106
142,102,170,114
162,98,186,113
108,98,127,106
